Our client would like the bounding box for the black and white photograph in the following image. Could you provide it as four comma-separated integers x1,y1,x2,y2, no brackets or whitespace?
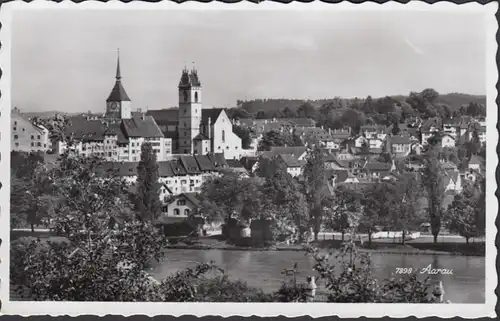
1,1,497,318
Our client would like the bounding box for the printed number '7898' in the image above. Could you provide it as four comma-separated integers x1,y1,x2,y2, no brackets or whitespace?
395,268,413,274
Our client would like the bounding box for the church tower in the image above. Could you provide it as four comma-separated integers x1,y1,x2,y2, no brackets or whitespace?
178,66,202,154
106,50,132,120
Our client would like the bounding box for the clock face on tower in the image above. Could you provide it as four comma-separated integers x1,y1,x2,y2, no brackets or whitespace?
109,102,119,111
183,90,188,102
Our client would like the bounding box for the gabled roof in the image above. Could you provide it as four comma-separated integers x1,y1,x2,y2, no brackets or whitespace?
469,154,483,165
121,115,164,138
146,109,179,126
179,155,201,174
278,154,302,168
158,162,175,177
269,146,307,158
170,160,188,176
390,135,411,145
201,108,224,125
194,155,216,171
364,162,392,172
226,159,245,168
169,192,201,207
208,153,228,169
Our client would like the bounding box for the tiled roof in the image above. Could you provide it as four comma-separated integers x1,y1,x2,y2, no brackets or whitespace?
208,153,228,169
360,125,387,132
170,160,188,176
269,146,307,157
179,155,201,174
194,155,216,171
279,154,302,167
147,109,179,126
226,159,245,168
390,135,411,145
183,192,202,207
158,162,175,177
201,108,224,125
468,155,483,165
364,162,392,171
285,118,316,127
329,170,349,183
122,115,164,138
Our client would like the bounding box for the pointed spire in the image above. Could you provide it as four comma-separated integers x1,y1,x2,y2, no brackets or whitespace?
116,48,122,81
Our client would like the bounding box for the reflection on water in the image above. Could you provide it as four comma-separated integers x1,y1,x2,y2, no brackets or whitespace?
152,249,485,303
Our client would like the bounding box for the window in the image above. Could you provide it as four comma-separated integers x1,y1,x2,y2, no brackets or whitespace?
174,209,180,216
31,135,34,140
132,150,135,154
37,142,41,147
14,135,18,139
43,144,46,148
185,209,191,215
14,121,17,125
222,130,225,143
22,128,25,131
37,135,41,140
13,127,16,131
226,146,229,150
15,142,19,147
108,152,112,157
31,142,34,147
177,200,186,206
194,92,198,103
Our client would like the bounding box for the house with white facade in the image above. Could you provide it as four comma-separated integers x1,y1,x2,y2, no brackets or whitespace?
11,108,50,153
441,134,456,148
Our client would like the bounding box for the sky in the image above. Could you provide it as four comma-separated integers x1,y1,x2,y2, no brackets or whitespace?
12,9,487,113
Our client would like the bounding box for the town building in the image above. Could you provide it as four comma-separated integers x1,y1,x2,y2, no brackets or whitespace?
148,68,242,159
11,108,50,153
57,53,171,162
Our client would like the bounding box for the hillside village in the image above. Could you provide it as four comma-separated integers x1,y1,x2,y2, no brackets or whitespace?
11,54,487,227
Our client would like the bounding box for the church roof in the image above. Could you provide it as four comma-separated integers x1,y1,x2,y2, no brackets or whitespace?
147,109,179,126
201,108,224,125
106,53,131,102
178,67,202,88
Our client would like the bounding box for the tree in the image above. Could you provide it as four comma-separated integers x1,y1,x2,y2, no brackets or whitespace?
232,125,253,149
198,170,264,227
326,186,361,241
446,184,478,244
261,162,309,242
135,142,162,221
391,121,400,136
297,102,317,119
421,147,445,243
392,175,423,244
257,130,302,151
360,182,395,244
302,146,328,241
11,152,170,301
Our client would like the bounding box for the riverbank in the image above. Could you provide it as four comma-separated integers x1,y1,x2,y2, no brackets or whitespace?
165,237,485,257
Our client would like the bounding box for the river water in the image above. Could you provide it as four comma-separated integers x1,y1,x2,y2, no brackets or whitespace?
151,249,485,303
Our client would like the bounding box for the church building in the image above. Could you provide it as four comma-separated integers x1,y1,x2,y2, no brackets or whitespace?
149,67,243,160
57,52,242,161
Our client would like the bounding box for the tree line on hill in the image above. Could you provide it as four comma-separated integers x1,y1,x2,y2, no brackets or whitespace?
227,89,486,134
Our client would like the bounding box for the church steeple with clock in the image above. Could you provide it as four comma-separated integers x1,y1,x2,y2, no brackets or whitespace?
106,50,132,120
178,66,202,154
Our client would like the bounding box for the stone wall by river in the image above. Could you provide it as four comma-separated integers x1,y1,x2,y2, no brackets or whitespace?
150,249,485,303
